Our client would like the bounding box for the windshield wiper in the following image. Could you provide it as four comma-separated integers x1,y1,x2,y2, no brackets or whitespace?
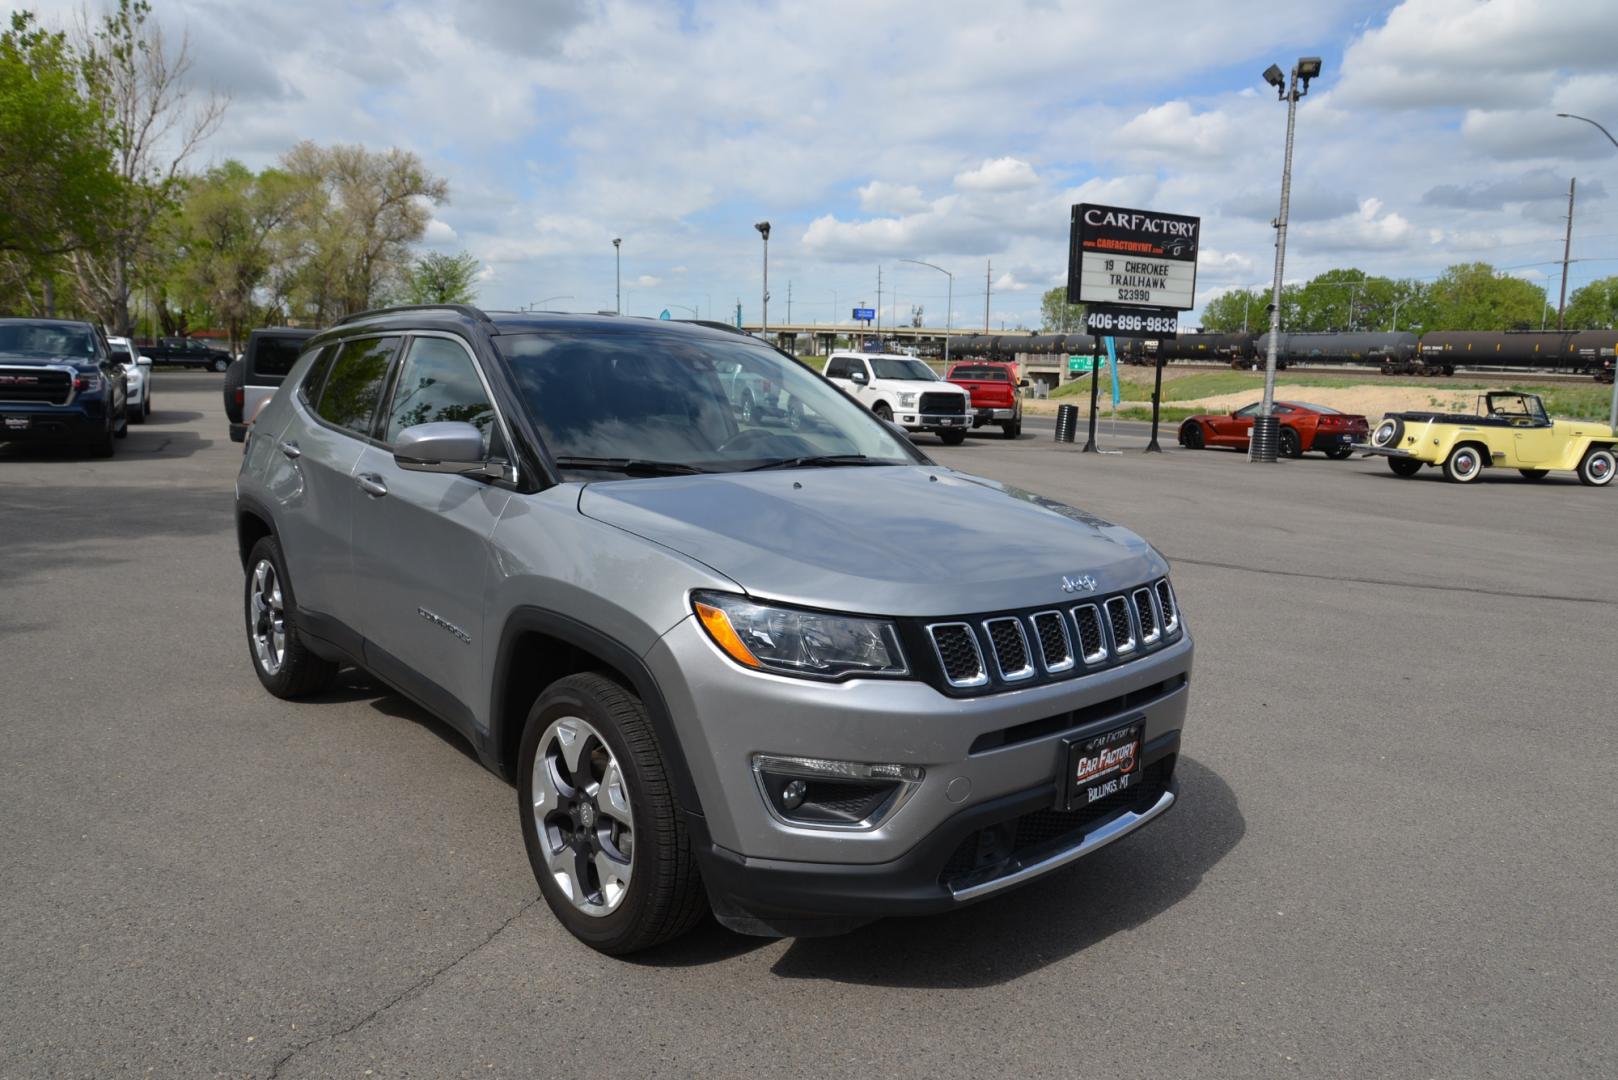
745,454,893,471
553,456,711,476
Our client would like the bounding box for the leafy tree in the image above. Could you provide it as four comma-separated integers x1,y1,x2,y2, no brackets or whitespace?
0,11,119,313
1039,286,1085,332
400,250,480,305
1563,276,1618,329
1424,262,1544,331
280,142,449,321
169,161,310,348
67,0,227,335
1199,288,1271,333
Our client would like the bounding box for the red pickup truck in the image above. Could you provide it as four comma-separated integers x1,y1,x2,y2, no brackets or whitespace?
946,361,1026,438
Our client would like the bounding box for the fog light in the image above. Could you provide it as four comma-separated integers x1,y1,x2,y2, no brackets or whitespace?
753,754,924,829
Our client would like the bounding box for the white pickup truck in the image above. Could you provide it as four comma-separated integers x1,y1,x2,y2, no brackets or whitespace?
823,351,971,444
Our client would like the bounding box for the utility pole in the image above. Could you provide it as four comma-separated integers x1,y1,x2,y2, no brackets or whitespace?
1558,178,1576,330
612,238,622,314
985,260,992,332
755,222,771,335
876,265,883,343
787,280,792,324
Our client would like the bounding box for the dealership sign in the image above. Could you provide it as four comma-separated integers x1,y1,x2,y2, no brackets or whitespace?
1068,204,1200,312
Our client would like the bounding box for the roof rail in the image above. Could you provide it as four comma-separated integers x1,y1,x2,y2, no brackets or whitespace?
676,319,750,335
333,303,495,328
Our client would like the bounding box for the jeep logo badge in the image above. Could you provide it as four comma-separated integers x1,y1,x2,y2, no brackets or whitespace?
1061,574,1097,594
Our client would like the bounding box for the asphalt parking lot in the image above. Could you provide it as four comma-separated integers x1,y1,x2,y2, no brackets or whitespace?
3,373,1613,1079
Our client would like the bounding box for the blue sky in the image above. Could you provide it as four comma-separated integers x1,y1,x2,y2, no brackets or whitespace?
17,0,1618,328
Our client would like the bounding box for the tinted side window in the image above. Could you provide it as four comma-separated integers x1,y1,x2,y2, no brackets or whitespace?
315,337,398,436
252,336,306,379
383,337,495,448
826,357,850,378
300,345,335,404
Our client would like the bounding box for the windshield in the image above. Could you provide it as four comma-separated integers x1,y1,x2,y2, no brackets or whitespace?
0,321,97,359
496,331,919,476
870,357,936,381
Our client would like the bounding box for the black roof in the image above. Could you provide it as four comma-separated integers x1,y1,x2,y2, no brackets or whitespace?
327,304,751,344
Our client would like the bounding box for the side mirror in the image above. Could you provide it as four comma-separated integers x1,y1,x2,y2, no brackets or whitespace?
393,421,498,477
1018,379,1030,388
850,371,869,385
137,356,152,367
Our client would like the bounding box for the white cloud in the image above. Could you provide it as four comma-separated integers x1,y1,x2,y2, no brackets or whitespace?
954,158,1039,193
633,274,661,287
423,219,459,244
858,181,928,214
993,271,1029,292
1115,102,1236,161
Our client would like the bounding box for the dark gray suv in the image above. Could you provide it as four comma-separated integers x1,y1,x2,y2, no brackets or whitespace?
235,305,1192,953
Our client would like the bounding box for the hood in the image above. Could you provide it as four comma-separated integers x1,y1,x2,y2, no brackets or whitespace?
881,379,967,395
577,466,1165,617
0,353,95,369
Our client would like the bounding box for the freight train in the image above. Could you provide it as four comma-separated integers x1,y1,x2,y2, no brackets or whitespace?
950,328,1616,382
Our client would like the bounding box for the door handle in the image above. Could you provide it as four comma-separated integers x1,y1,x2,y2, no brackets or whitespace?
356,473,388,497
279,440,301,460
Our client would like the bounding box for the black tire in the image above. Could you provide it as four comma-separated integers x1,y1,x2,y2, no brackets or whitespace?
1577,446,1615,487
211,356,229,373
1388,457,1422,477
114,399,128,438
1179,420,1204,449
144,394,151,420
1325,446,1353,460
873,403,893,422
244,535,338,698
939,428,967,446
1518,468,1549,481
1280,427,1302,459
1442,443,1485,484
86,410,115,458
1001,417,1020,439
1371,417,1404,448
223,358,246,424
518,673,707,955
130,394,146,424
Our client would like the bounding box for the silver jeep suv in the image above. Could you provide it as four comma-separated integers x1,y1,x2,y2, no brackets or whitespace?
235,305,1192,954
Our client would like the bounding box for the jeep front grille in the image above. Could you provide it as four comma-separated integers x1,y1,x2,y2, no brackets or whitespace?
983,618,1034,681
928,623,987,688
1105,596,1136,655
923,579,1179,694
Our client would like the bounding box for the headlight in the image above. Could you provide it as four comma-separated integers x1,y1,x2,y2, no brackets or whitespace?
692,591,907,679
897,392,917,408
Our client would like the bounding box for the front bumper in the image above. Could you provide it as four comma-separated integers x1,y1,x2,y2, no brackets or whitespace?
0,403,108,441
645,615,1192,932
898,411,970,431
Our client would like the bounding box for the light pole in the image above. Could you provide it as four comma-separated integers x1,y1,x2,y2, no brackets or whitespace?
1251,55,1322,463
754,221,771,336
611,238,622,314
664,303,698,318
1557,112,1618,431
899,258,953,370
527,294,572,311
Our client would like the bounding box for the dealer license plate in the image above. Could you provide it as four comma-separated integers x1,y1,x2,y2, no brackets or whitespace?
1064,720,1143,810
3,416,29,431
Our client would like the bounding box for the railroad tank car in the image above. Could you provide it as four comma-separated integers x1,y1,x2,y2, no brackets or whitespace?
1415,331,1579,373
1567,330,1617,381
1244,331,1417,371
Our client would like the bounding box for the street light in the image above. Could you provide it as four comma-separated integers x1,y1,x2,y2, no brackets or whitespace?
664,303,698,318
899,258,953,370
1252,55,1323,463
1557,112,1618,433
755,222,771,336
612,238,622,314
527,294,572,311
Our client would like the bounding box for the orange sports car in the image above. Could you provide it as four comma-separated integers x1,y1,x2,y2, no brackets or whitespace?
1177,401,1369,459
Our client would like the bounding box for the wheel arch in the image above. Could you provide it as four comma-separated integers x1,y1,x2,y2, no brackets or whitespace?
491,607,703,816
235,496,277,568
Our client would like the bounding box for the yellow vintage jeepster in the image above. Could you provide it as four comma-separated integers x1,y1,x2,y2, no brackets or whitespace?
1363,392,1615,486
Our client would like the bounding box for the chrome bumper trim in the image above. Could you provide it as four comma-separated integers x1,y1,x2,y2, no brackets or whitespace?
948,787,1176,902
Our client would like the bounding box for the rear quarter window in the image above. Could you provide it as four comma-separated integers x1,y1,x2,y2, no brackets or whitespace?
250,336,308,379
312,337,400,436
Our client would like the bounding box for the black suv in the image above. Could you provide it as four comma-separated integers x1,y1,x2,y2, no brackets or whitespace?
224,327,318,442
0,318,129,456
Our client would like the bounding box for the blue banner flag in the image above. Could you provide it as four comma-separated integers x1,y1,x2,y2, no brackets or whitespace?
1104,337,1121,406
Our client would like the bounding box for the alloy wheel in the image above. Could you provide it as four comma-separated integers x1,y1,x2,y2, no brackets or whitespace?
249,559,286,675
531,716,635,917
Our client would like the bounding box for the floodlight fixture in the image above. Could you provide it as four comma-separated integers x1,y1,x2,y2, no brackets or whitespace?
1263,64,1285,91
